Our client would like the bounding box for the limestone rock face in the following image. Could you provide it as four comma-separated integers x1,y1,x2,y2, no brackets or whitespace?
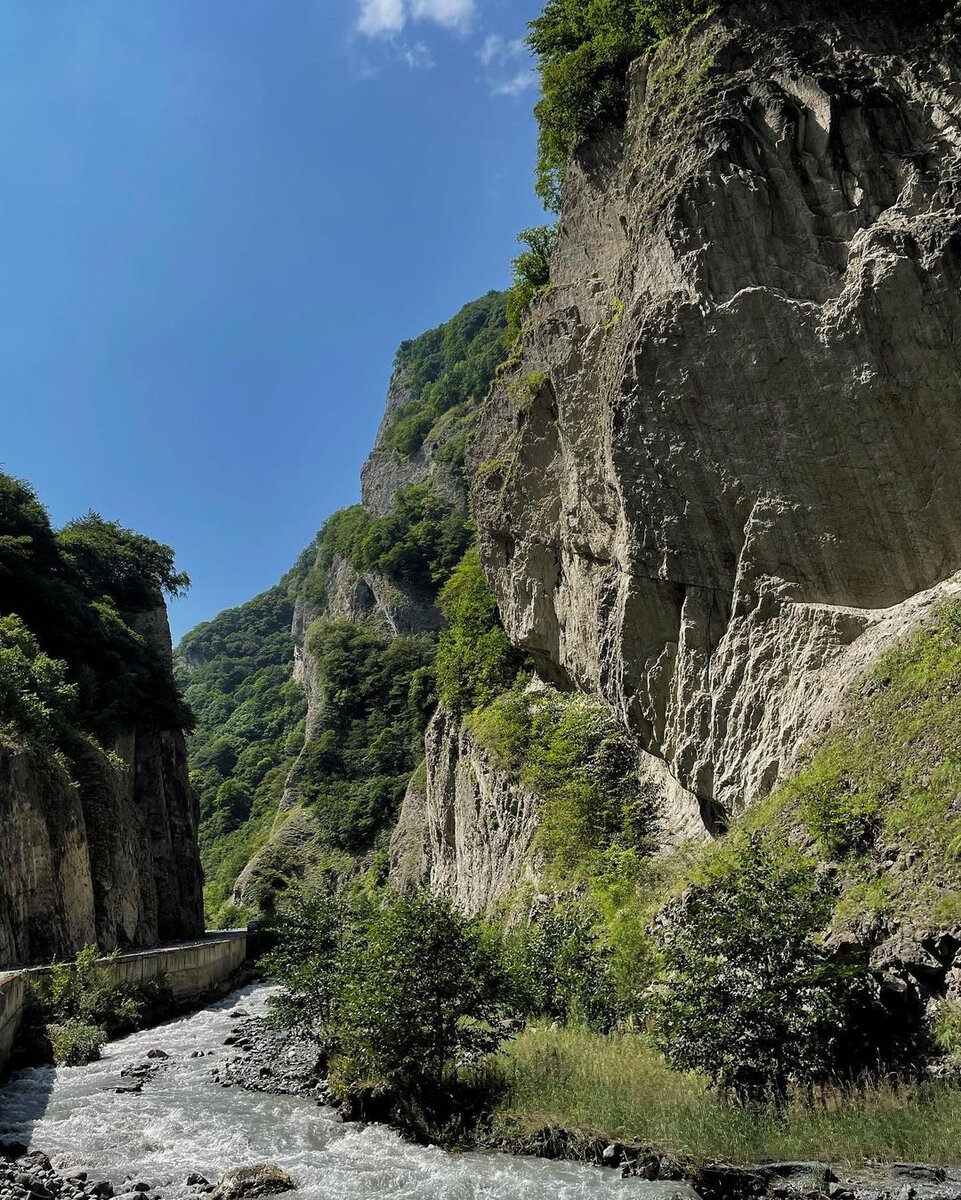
0,603,203,968
472,5,961,836
389,707,540,915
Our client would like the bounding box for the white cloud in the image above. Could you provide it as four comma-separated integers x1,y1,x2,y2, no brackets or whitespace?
357,0,405,36
402,40,434,69
356,0,475,37
479,33,534,96
410,0,475,32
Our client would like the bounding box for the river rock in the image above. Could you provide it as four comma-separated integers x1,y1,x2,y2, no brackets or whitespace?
210,1165,295,1200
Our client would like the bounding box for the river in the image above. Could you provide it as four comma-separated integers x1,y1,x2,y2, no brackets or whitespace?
0,984,694,1200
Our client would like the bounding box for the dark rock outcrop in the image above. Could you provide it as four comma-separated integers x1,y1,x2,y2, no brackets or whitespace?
0,604,203,967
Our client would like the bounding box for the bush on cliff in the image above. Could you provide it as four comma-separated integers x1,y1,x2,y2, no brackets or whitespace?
435,548,529,717
506,225,557,346
528,0,961,209
0,615,75,762
305,483,471,601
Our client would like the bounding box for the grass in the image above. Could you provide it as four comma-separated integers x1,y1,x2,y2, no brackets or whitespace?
492,1026,961,1165
740,599,961,933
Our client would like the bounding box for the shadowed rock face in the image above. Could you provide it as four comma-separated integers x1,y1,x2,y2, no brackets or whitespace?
0,603,203,968
472,4,961,836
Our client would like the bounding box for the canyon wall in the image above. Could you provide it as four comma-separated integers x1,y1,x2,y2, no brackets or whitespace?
471,3,961,840
0,604,204,968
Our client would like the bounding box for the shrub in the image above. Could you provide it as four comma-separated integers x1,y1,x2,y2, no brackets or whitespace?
30,944,173,1052
0,615,75,757
506,226,557,346
435,549,528,716
470,689,654,881
506,905,621,1029
333,892,512,1095
651,834,878,1107
265,889,515,1112
48,1020,106,1067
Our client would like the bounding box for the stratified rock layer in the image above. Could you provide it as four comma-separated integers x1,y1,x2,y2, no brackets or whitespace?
472,3,961,836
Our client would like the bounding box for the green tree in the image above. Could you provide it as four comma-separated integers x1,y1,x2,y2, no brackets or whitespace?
265,889,514,1109
0,615,75,754
333,892,511,1095
651,834,873,1107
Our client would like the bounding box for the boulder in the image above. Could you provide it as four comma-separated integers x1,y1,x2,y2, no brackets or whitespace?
210,1166,295,1200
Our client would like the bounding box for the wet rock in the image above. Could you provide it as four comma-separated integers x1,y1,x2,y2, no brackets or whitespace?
210,1165,295,1200
145,1050,168,1061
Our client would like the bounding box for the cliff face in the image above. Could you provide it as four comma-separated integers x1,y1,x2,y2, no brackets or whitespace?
0,604,203,968
472,5,961,839
389,707,540,915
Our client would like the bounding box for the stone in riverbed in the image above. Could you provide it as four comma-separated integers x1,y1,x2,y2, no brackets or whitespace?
210,1165,295,1200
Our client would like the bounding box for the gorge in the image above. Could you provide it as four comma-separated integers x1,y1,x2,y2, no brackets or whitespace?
6,0,961,1187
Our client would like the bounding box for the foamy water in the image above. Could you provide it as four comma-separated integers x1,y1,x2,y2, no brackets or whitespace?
0,984,694,1200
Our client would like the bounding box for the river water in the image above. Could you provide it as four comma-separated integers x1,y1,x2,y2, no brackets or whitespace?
0,985,693,1200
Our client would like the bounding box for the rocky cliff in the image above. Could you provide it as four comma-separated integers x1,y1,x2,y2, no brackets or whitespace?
0,602,203,968
472,2,961,843
0,481,204,968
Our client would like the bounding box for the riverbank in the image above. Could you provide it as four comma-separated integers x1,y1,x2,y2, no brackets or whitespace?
221,1008,961,1200
493,1026,961,1165
5,984,671,1200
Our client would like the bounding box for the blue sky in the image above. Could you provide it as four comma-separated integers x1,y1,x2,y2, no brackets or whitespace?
0,0,544,640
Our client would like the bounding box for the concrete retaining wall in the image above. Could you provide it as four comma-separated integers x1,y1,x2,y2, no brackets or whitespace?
0,931,248,1080
0,971,28,1085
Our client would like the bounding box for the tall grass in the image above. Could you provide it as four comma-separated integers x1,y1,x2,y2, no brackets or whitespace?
493,1027,961,1165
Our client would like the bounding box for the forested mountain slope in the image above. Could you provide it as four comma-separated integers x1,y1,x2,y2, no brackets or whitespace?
175,292,511,924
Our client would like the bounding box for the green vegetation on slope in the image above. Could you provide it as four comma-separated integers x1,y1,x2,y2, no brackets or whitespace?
300,482,471,607
175,586,306,924
378,291,507,460
435,548,529,716
0,471,190,773
179,291,512,919
738,599,961,929
297,619,436,853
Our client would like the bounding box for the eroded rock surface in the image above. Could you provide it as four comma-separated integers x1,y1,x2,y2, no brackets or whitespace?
390,708,540,914
472,3,961,836
0,605,203,967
